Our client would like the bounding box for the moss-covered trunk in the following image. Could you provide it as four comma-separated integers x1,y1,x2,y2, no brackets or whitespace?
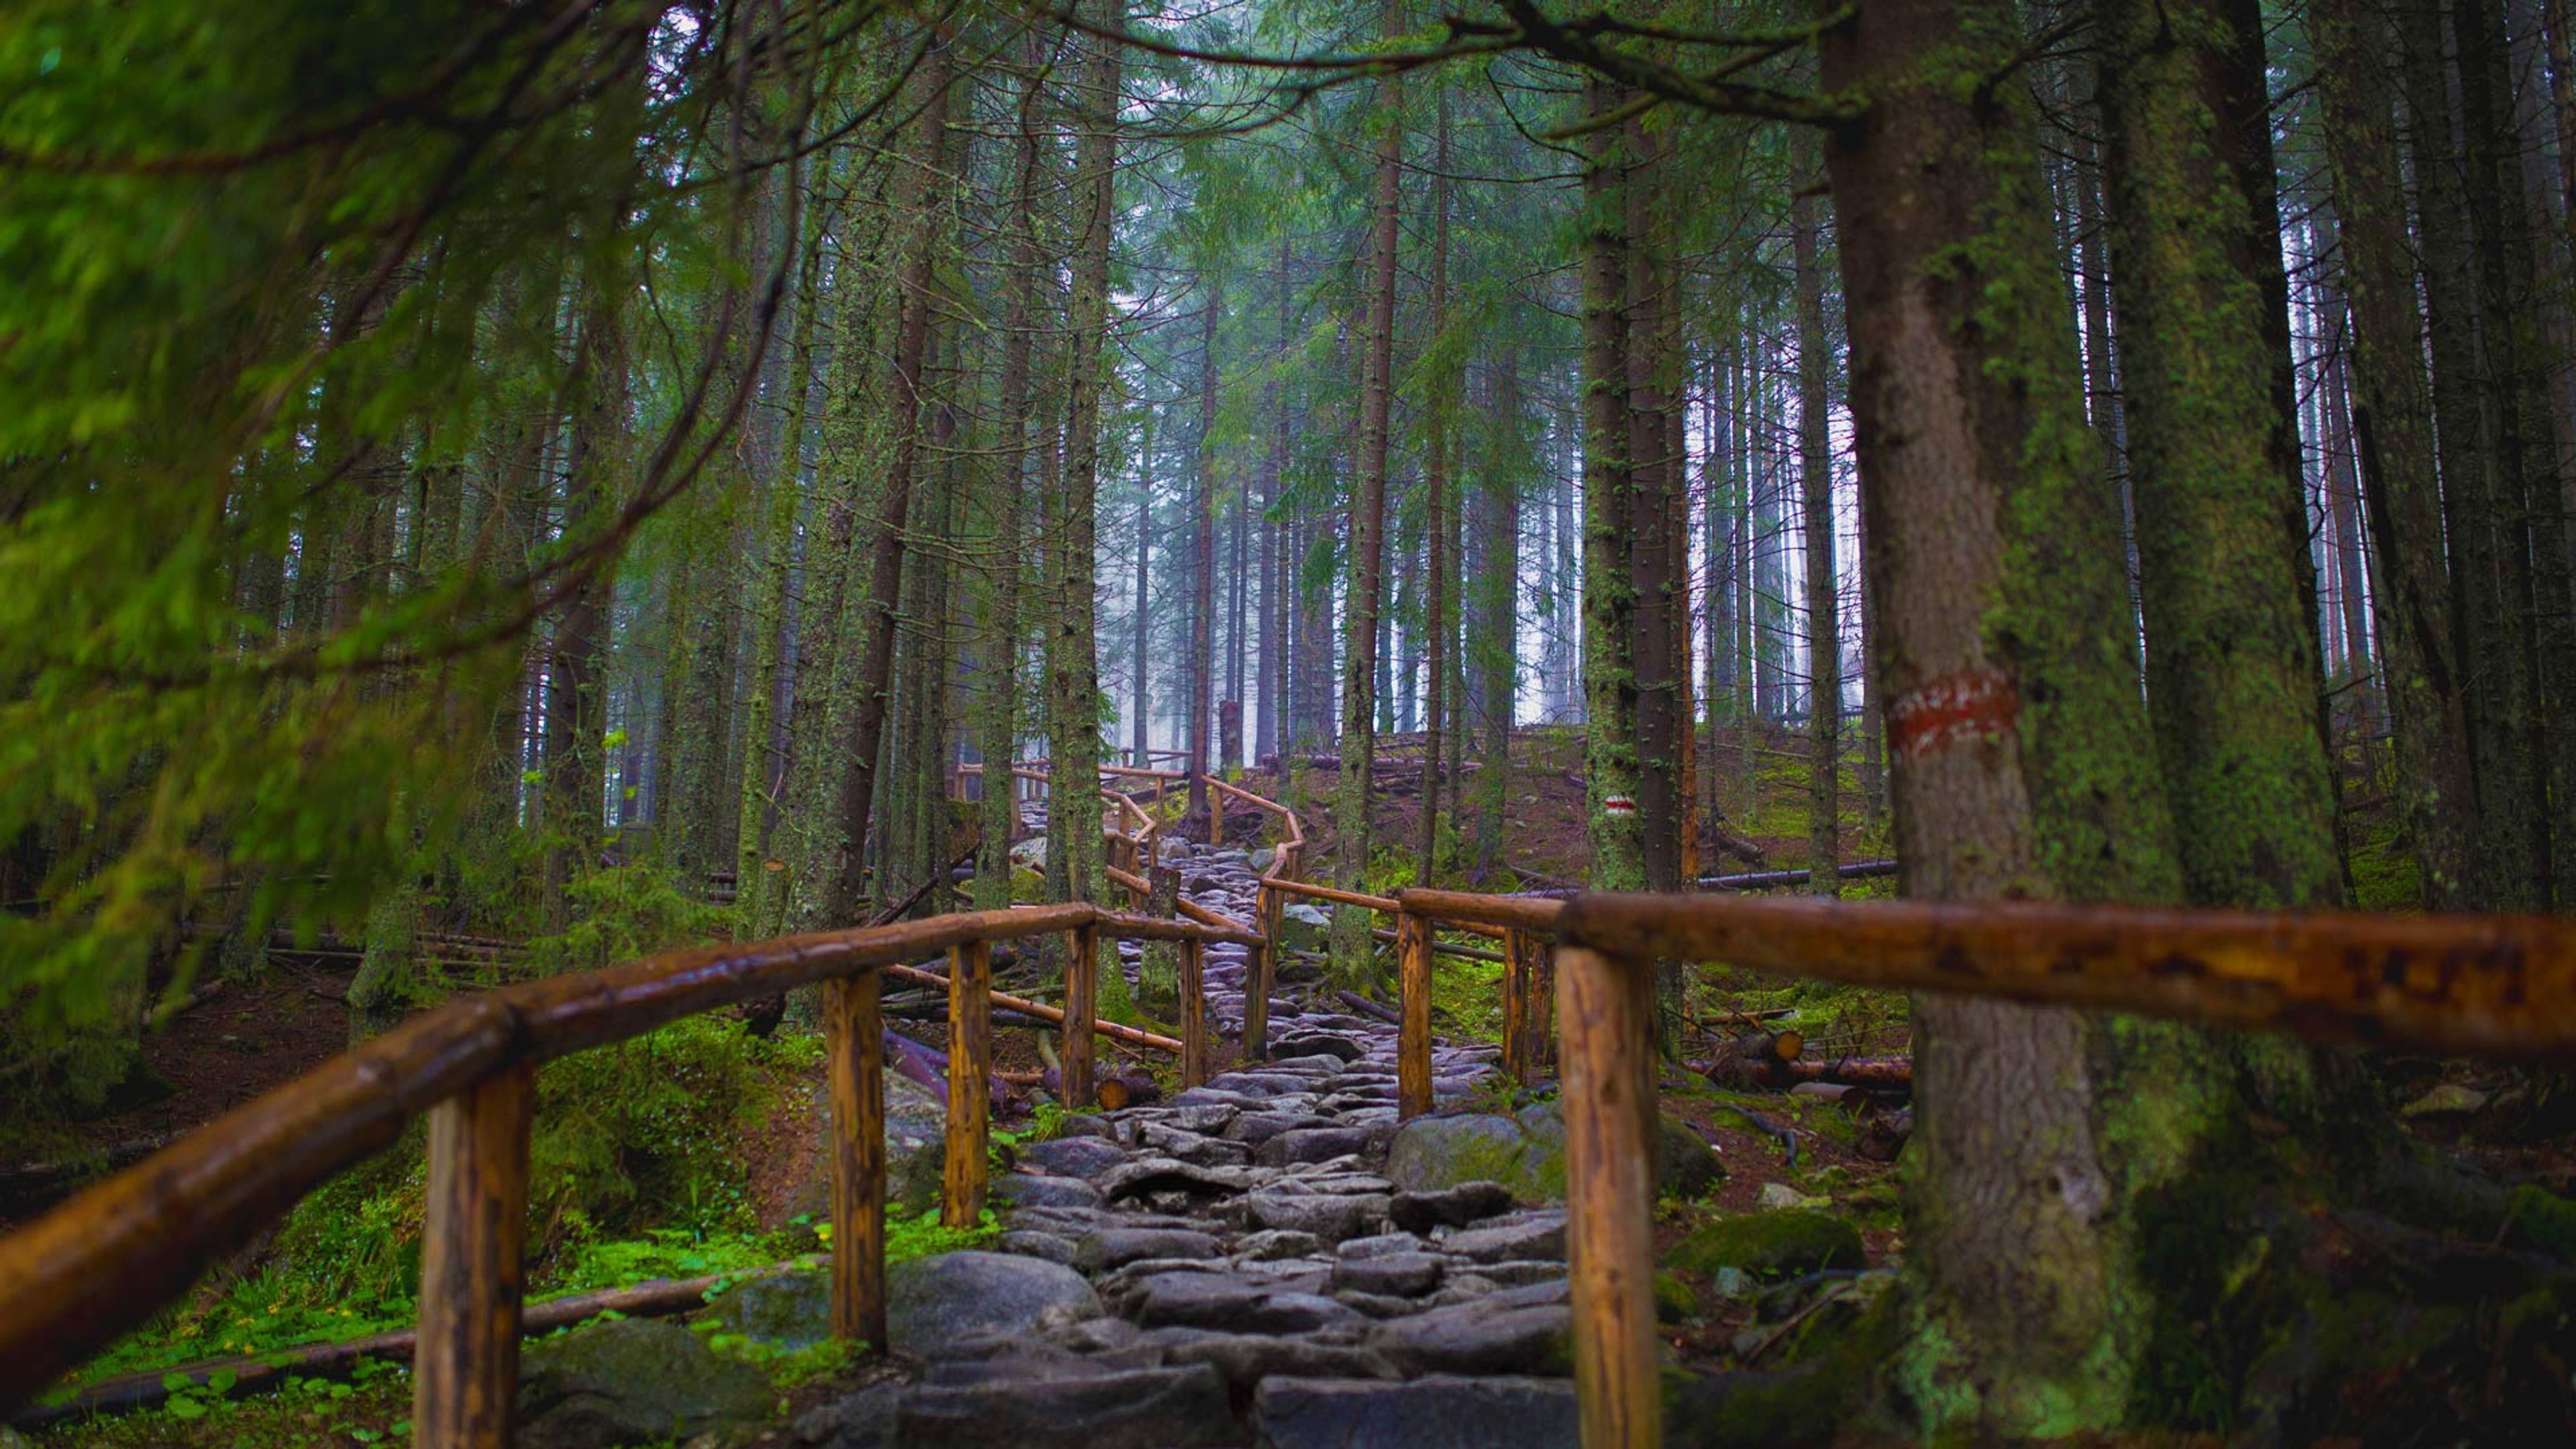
1820,1,2239,1432
2312,0,2485,909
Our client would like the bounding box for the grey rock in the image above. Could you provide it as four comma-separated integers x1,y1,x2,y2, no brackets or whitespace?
1335,1232,1426,1260
1222,1111,1331,1146
1375,1302,1572,1375
1127,1273,1363,1334
1384,1113,1532,1198
1236,1228,1325,1260
1019,1134,1130,1179
817,1365,1235,1449
1263,1053,1356,1075
1244,1187,1389,1242
1330,1252,1444,1297
887,1250,1100,1354
1442,1213,1566,1264
1333,1289,1426,1318
1475,1260,1572,1287
1155,1330,1399,1387
997,1172,1103,1210
1389,1181,1516,1234
1272,1034,1368,1063
704,1267,830,1348
924,1344,1116,1385
997,1230,1080,1266
1163,1103,1242,1133
1075,1226,1222,1273
1254,1375,1580,1449
517,1318,772,1449
1278,903,1334,951
1257,1126,1375,1167
1095,1155,1257,1202
1487,1279,1572,1309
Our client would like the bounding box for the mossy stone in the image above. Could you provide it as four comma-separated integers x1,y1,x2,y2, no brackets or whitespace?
516,1318,773,1449
703,1267,828,1349
2508,1183,2576,1258
1654,1269,1697,1324
1667,1210,1864,1281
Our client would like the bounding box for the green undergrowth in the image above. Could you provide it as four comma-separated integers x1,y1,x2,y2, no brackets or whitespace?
49,1012,824,1399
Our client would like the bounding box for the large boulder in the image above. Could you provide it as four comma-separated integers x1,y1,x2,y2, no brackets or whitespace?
887,1250,1102,1353
812,1364,1235,1449
1254,1375,1579,1449
1277,903,1334,953
1386,1103,1724,1203
515,1318,773,1449
792,1073,948,1220
1385,1114,1531,1197
704,1267,830,1348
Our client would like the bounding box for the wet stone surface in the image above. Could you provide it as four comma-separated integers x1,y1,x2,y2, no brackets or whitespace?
810,828,1576,1446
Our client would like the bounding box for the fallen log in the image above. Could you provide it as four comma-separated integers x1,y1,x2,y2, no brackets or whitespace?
1699,859,1898,892
1336,989,1401,1026
880,962,1181,1054
1703,1053,1913,1091
1095,1069,1162,1110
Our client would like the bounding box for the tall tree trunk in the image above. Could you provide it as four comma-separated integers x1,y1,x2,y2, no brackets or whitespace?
1132,412,1155,767
543,277,627,928
1793,133,1840,898
2318,0,2486,908
737,184,826,933
1581,77,1644,894
2100,0,2344,909
975,39,1047,908
1417,89,1454,883
820,36,953,926
1049,1,1120,926
1189,286,1220,827
1818,1,2205,1430
2404,0,2536,907
1332,1,1402,981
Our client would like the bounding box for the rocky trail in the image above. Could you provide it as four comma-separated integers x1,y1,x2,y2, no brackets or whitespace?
790,824,1597,1449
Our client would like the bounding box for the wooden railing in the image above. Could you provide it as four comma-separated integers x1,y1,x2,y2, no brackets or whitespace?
40,752,2573,1449
1543,892,2576,1448
0,901,1258,1440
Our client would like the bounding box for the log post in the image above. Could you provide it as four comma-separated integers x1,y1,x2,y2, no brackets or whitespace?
1555,944,1661,1449
413,1063,535,1449
943,940,991,1228
1179,936,1209,1088
1062,922,1098,1108
1396,909,1434,1120
1501,926,1532,1085
824,973,886,1348
1245,881,1275,1061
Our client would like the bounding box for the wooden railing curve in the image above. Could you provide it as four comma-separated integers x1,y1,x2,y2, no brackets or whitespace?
0,900,1258,1440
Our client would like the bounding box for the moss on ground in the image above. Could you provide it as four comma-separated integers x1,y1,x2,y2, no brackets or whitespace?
1668,1210,1866,1280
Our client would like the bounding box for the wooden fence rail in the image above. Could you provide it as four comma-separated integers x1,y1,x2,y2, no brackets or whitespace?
0,901,1257,1440
1546,892,2576,1449
19,755,2576,1449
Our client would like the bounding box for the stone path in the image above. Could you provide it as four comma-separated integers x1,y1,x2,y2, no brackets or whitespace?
802,820,1582,1449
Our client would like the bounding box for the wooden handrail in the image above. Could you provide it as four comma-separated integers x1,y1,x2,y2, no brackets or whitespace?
1557,892,2576,1063
1548,892,2576,1449
0,900,1256,1421
1397,887,1564,933
1266,877,1401,914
